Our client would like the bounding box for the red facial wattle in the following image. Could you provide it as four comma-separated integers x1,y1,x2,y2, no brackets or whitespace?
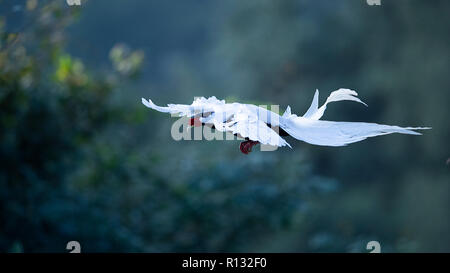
190,117,202,127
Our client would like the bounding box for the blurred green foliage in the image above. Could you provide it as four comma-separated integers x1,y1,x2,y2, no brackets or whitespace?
0,0,449,252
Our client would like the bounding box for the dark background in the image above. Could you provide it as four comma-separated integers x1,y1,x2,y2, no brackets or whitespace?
0,0,448,252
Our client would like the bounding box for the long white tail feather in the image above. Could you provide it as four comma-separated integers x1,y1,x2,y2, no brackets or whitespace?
281,115,430,147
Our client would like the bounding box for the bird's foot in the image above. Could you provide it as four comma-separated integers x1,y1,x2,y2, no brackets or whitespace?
239,140,259,154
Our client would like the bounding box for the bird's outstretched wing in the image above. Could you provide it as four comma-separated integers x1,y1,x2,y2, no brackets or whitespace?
284,88,367,120
143,96,290,147
225,106,291,148
141,96,224,117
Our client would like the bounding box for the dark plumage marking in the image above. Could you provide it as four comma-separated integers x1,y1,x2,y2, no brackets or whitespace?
207,123,289,138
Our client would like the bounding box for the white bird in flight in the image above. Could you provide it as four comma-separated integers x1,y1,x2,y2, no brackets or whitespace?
142,89,429,154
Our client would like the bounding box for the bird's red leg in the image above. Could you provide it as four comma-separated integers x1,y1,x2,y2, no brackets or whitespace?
240,140,259,154
240,141,249,154
247,140,259,153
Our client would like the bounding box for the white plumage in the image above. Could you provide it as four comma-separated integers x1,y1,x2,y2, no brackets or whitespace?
142,89,429,153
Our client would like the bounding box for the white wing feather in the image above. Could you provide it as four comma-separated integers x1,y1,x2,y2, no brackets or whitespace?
302,89,320,118
142,97,215,117
303,88,367,120
226,112,291,148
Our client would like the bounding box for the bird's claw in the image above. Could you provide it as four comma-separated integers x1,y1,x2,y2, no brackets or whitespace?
239,140,259,154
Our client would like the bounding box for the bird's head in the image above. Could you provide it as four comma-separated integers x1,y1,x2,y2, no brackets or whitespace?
189,117,202,127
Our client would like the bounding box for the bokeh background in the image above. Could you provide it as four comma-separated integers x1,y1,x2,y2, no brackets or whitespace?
1,0,449,252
